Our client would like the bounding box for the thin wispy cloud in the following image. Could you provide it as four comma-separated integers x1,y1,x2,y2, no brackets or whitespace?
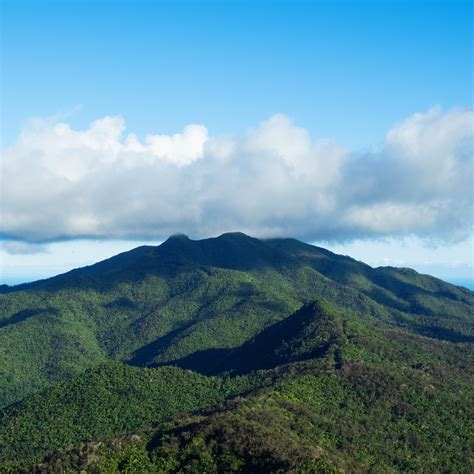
1,107,472,248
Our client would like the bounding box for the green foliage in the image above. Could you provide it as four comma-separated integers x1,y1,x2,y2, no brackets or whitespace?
68,332,471,473
0,232,472,472
0,362,259,466
8,310,473,472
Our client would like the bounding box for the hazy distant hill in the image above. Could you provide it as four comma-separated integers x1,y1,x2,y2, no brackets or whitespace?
0,233,472,472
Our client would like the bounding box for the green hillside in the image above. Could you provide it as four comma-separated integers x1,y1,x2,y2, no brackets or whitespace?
10,302,472,473
0,233,473,472
0,362,260,469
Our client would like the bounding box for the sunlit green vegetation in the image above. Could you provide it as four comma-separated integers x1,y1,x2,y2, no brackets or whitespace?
0,362,260,468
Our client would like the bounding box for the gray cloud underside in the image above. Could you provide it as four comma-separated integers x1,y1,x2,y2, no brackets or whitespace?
1,107,472,244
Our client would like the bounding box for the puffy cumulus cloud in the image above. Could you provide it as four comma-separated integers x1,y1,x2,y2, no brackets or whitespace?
145,124,208,166
0,107,472,247
340,107,473,241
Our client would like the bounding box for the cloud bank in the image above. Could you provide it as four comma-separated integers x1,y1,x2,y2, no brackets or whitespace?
1,107,472,245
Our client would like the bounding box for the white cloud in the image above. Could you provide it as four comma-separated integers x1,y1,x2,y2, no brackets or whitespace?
0,107,472,245
145,124,208,166
386,106,473,164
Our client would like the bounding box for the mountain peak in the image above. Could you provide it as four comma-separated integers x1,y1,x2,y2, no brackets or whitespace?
165,233,191,242
217,231,252,239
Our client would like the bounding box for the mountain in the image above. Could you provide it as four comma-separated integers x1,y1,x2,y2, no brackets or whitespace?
0,232,472,472
1,232,471,408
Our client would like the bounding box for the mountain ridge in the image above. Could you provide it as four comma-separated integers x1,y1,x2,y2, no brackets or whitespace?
1,232,466,294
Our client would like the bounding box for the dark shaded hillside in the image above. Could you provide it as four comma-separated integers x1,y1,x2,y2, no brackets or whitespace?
3,233,294,293
224,299,344,373
166,299,345,374
0,232,472,408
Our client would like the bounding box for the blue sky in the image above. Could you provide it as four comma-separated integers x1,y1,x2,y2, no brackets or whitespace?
3,0,472,147
1,0,473,286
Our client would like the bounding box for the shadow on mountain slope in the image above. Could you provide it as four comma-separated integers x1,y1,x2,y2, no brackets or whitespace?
159,299,345,375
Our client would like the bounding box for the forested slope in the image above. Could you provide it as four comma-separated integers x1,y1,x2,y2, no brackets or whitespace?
5,300,471,473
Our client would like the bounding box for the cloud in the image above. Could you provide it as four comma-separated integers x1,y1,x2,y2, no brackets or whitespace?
1,241,49,255
145,124,208,166
0,107,472,245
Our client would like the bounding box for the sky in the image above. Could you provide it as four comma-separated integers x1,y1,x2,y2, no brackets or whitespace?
0,0,473,287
